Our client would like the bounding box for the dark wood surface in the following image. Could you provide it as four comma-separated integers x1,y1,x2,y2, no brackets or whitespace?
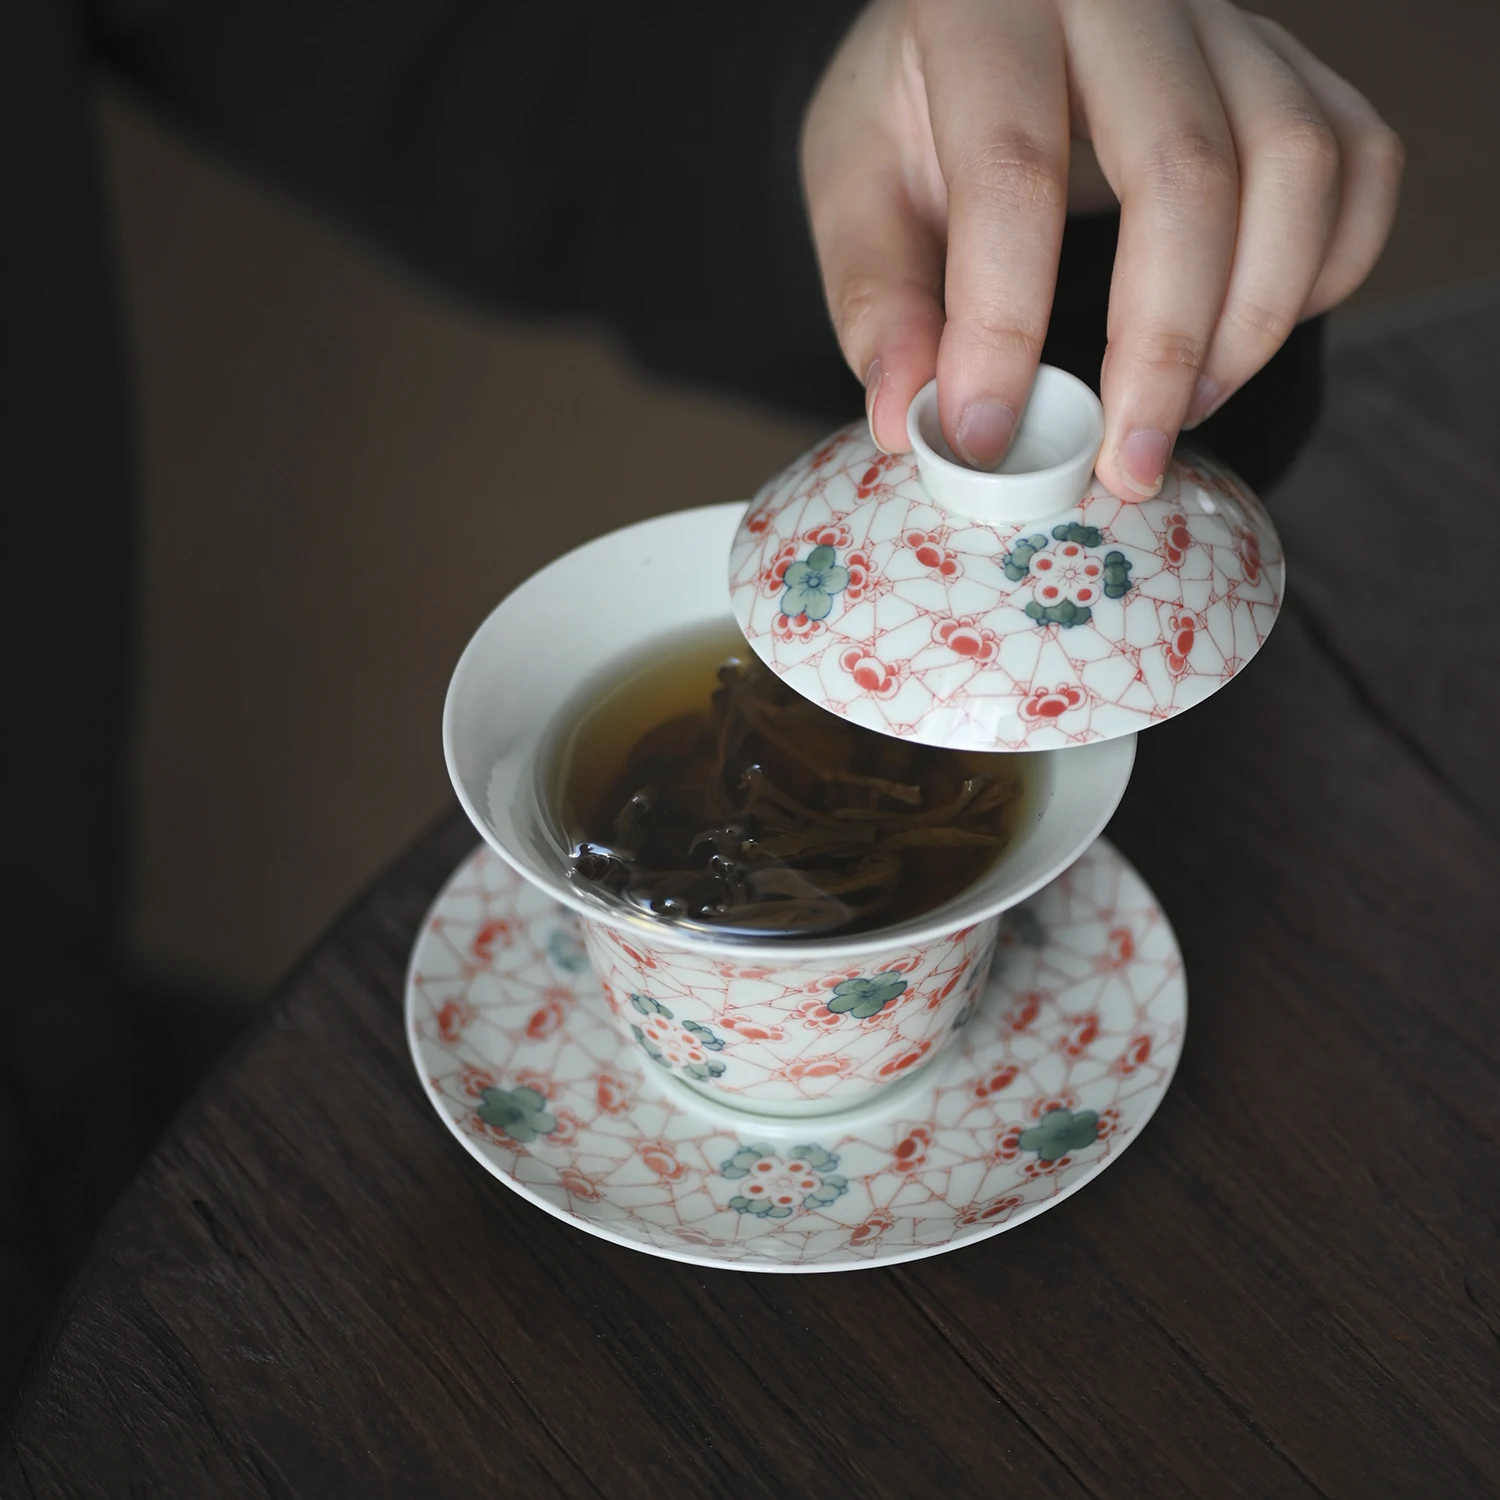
6,291,1500,1499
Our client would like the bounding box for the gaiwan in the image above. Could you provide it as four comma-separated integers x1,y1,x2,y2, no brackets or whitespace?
443,365,1281,1117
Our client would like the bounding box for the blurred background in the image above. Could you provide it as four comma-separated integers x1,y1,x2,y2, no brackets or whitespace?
106,0,1498,1015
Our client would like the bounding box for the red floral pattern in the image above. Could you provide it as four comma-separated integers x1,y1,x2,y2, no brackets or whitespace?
1020,684,1088,723
727,424,1283,751
934,617,999,664
410,840,1185,1271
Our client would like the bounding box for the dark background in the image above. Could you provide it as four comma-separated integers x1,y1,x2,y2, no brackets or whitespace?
106,0,1497,1015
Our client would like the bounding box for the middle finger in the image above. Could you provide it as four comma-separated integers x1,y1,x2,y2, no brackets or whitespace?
1062,0,1240,497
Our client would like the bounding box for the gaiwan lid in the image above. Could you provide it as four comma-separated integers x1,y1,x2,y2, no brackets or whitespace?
728,366,1284,751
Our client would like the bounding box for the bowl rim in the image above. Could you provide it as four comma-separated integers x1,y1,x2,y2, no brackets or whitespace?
443,502,1136,961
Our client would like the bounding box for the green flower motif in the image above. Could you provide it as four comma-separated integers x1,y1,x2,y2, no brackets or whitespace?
547,926,588,973
682,1018,725,1052
1100,549,1133,599
722,1143,848,1218
1025,598,1094,628
826,972,909,1019
1052,521,1104,548
630,1001,728,1080
780,544,850,622
475,1086,556,1144
630,993,674,1020
1018,1107,1100,1162
1002,533,1050,583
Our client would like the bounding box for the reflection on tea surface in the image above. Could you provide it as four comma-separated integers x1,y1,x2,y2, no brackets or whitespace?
554,626,1028,939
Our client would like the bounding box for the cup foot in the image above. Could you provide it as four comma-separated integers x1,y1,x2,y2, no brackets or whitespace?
655,1038,960,1136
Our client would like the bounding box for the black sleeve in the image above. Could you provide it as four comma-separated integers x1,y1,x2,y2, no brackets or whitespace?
94,0,1320,494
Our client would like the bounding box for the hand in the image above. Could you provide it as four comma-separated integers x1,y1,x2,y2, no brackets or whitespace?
801,0,1402,497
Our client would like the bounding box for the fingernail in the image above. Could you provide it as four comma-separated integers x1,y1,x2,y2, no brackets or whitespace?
865,360,890,453
1116,428,1171,498
1183,377,1225,430
954,400,1017,469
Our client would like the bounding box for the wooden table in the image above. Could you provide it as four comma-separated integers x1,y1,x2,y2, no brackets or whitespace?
6,292,1499,1499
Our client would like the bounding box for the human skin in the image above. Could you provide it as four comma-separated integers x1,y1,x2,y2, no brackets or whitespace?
801,0,1403,497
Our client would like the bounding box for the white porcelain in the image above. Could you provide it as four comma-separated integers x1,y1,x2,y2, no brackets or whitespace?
729,366,1285,753
906,370,1104,524
406,836,1187,1272
444,502,1135,1112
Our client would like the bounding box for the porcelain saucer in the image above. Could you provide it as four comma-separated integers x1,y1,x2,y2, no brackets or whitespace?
405,838,1185,1273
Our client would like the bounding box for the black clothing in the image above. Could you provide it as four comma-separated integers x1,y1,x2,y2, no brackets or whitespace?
3,0,1321,1398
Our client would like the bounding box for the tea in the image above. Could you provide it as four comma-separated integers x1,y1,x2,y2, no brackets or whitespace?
552,626,1028,939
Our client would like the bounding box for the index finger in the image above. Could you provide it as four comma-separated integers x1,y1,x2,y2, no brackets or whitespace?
918,0,1070,469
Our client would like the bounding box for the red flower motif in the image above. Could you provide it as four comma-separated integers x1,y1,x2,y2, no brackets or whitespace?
783,1055,851,1081
993,1126,1023,1163
609,935,656,969
893,1126,933,1173
513,1068,557,1100
744,500,775,536
793,998,844,1031
637,1138,685,1180
549,1107,580,1145
718,1013,785,1043
839,647,900,698
1101,926,1135,969
596,1069,631,1114
773,612,825,644
1059,1012,1100,1059
525,991,570,1040
803,522,852,550
934,617,1000,664
854,453,899,498
760,540,799,596
849,1210,895,1246
1113,1034,1154,1077
1020,684,1087,722
927,964,969,1008
470,918,513,966
843,548,878,601
459,1062,497,1098
557,1166,601,1202
877,1039,933,1078
903,529,962,580
1005,991,1043,1031
1031,1090,1079,1118
1236,525,1263,586
1161,511,1193,567
972,1063,1018,1100
1165,611,1198,675
713,961,776,981
1028,541,1105,607
957,1193,1024,1227
436,997,475,1045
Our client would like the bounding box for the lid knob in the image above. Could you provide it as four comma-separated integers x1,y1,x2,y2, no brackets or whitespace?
906,367,1104,525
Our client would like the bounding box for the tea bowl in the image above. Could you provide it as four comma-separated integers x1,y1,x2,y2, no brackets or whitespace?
444,502,1135,1117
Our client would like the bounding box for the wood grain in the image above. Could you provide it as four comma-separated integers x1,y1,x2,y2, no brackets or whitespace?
5,294,1499,1499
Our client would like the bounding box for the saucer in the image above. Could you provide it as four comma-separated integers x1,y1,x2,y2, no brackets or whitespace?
405,838,1186,1273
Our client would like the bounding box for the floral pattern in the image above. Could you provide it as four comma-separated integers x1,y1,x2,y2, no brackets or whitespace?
721,1144,849,1218
728,425,1282,751
475,1085,557,1144
629,994,727,1081
547,926,588,973
1001,524,1134,629
934,617,999,663
779,544,849,623
1017,1107,1100,1162
587,916,993,1112
826,972,909,1019
411,839,1186,1272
